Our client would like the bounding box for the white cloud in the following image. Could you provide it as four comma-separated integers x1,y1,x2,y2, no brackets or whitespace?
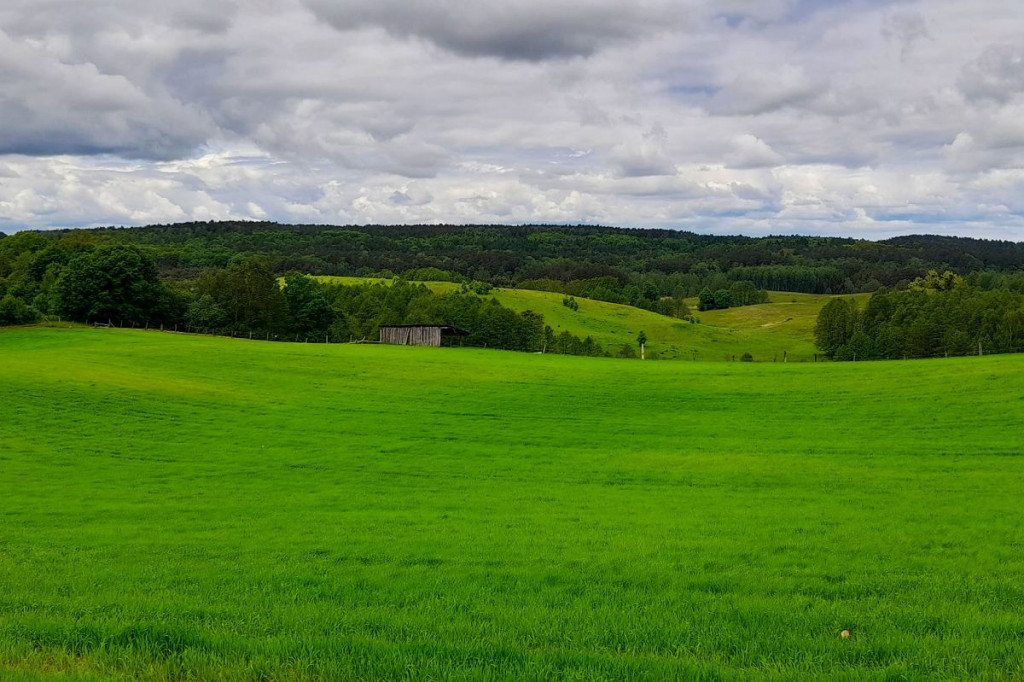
726,135,785,169
0,0,1023,239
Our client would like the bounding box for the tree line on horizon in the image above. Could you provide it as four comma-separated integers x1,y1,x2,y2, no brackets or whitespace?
7,221,1024,299
5,225,1024,362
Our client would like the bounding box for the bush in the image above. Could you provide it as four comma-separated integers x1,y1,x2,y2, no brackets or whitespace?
401,267,463,283
0,294,40,326
740,352,753,362
698,287,715,311
186,294,228,334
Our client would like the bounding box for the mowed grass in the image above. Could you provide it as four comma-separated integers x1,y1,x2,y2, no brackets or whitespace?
316,277,866,361
2,327,1024,681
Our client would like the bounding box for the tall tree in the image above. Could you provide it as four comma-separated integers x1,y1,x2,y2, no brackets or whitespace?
283,274,333,338
54,245,165,325
197,256,285,333
814,298,859,357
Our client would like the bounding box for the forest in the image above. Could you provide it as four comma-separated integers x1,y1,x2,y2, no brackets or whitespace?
10,221,1024,296
0,232,605,356
815,271,1024,360
3,223,1024,361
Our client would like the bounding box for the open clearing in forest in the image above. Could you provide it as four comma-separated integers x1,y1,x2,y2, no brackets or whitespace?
316,276,869,361
1,327,1023,680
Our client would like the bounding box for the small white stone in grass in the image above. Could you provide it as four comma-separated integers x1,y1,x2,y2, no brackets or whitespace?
840,629,851,639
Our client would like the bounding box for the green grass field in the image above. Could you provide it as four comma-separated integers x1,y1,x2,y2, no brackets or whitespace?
315,277,867,361
2,327,1023,680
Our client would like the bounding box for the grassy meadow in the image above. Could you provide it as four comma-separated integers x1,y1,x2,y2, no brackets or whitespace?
315,276,867,361
2,327,1024,680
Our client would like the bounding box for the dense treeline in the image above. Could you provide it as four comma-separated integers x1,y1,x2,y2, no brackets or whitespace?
0,232,605,356
815,271,1024,360
6,225,1024,363
9,222,1024,297
697,281,770,311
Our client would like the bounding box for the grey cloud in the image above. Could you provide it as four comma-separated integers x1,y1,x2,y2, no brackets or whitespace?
725,135,785,169
959,44,1024,103
302,0,693,61
882,11,930,58
0,0,1023,239
0,29,215,160
610,141,677,178
705,64,822,115
0,1,238,38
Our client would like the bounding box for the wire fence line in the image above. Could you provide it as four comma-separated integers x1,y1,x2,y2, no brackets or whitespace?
30,316,1024,363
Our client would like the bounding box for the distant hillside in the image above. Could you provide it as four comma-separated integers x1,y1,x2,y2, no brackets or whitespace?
317,276,866,361
29,221,1024,295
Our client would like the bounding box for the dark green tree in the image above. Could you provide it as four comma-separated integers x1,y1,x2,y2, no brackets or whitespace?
814,298,859,357
618,343,638,358
697,287,716,311
186,294,228,334
713,289,733,310
54,245,165,325
0,294,39,325
197,256,286,334
283,274,333,338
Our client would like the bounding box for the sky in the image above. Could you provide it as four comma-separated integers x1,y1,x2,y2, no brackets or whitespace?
1,0,1024,239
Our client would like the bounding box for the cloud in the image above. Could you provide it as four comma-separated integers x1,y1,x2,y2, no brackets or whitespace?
302,0,694,61
726,135,785,169
0,28,214,159
958,43,1024,103
707,64,821,116
882,11,931,59
0,0,1023,239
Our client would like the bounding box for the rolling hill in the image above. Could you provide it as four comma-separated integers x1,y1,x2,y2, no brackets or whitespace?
2,327,1023,680
315,276,868,361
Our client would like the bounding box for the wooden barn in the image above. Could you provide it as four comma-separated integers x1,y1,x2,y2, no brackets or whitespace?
378,325,470,347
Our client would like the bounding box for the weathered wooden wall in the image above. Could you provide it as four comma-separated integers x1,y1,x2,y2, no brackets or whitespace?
379,326,443,347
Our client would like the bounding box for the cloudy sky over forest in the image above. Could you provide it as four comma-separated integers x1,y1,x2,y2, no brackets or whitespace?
2,0,1024,237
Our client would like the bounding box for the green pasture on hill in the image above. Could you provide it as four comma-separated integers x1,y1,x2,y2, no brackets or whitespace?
315,276,868,361
1,327,1024,680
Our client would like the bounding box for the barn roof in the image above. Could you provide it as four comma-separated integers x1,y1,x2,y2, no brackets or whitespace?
377,324,470,336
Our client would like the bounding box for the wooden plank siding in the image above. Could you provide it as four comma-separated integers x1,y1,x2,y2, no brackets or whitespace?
380,326,443,347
